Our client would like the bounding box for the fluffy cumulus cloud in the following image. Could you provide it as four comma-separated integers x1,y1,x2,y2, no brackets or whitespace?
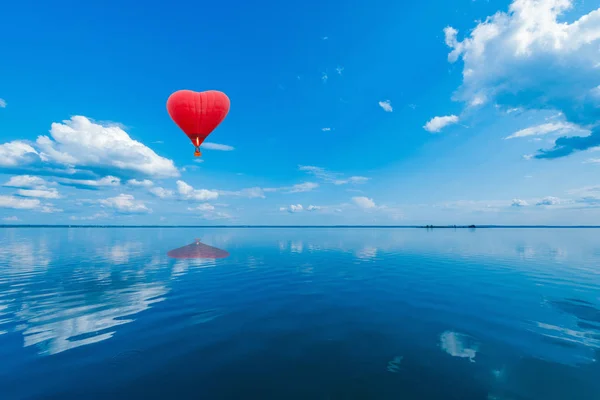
443,0,600,158
0,195,42,210
99,194,150,214
0,141,39,167
0,195,61,213
37,116,179,178
200,142,234,151
0,116,179,179
3,174,61,199
127,179,153,187
423,115,459,133
536,196,562,206
379,100,393,112
149,187,173,199
352,196,376,209
279,204,321,213
511,198,529,207
3,175,48,188
280,204,304,213
176,180,219,201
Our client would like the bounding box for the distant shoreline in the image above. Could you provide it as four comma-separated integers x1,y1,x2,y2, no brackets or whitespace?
1,225,600,229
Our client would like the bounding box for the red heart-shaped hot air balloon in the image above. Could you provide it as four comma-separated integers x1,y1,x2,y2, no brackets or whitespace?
166,90,230,157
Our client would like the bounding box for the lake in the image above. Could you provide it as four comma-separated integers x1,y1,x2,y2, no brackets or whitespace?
0,227,599,399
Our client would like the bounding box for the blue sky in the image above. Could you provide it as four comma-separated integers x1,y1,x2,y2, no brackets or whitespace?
1,0,600,225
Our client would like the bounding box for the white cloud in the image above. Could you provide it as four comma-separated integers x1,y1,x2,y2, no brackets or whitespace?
334,176,370,185
201,142,235,151
423,115,459,133
352,196,376,209
188,203,215,212
299,165,369,186
379,100,393,112
99,194,150,213
35,116,179,178
58,176,121,188
176,180,219,201
188,203,232,220
149,187,173,199
0,98,6,108
17,188,61,199
3,175,48,189
511,198,528,207
288,182,319,193
306,205,321,211
3,216,19,221
443,0,600,158
280,204,304,213
127,179,153,187
0,195,42,210
322,73,328,83
505,122,588,139
0,141,39,167
69,212,109,221
536,196,561,206
322,128,332,132
219,187,266,199
336,66,344,75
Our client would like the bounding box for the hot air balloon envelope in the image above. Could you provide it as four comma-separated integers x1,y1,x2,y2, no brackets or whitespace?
166,90,230,157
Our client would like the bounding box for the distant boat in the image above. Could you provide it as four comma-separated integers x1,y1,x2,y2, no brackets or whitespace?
167,239,230,259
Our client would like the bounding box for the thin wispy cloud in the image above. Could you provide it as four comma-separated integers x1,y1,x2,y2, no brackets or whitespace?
336,66,344,75
505,122,588,140
57,176,121,189
379,100,393,112
17,188,61,199
299,165,370,186
288,182,319,193
322,128,332,132
322,73,328,83
0,98,6,108
200,142,234,151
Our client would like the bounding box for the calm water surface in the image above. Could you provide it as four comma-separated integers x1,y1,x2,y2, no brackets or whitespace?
0,228,599,399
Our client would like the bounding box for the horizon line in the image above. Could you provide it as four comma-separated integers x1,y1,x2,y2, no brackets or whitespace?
2,224,600,229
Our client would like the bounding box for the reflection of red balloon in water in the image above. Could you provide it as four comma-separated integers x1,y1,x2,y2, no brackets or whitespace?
167,239,230,259
166,90,230,157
